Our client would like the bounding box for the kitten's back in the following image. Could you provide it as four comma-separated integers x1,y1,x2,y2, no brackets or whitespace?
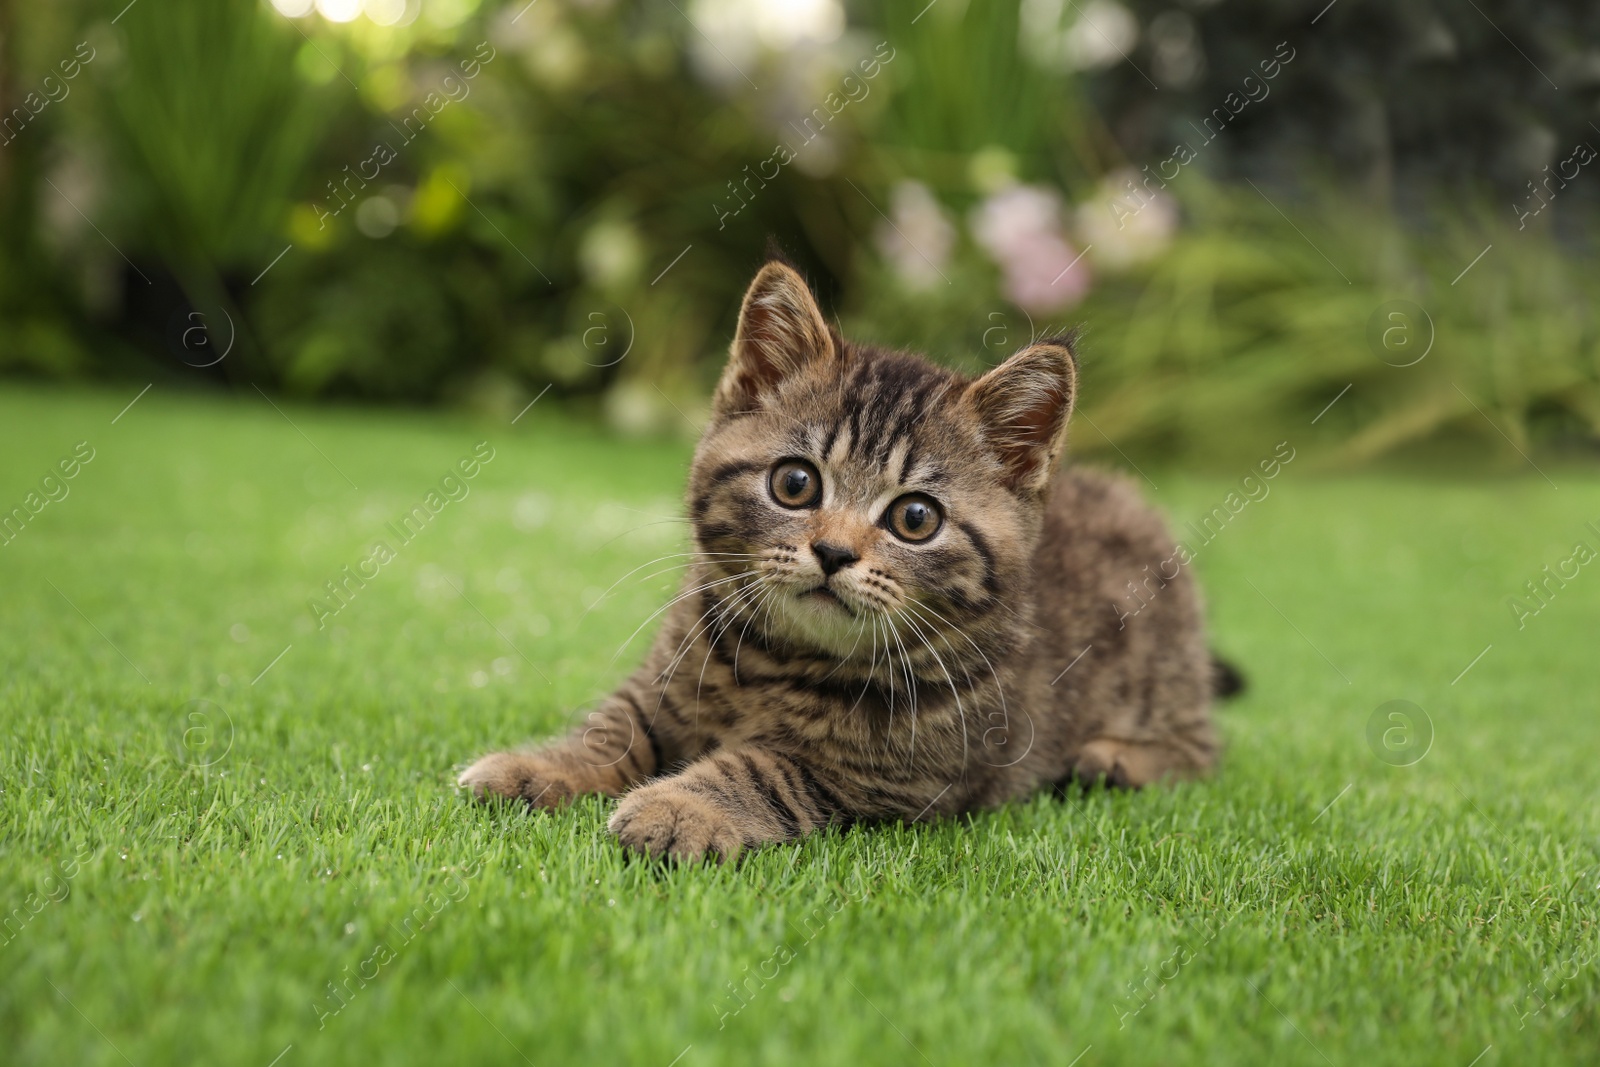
1021,467,1216,779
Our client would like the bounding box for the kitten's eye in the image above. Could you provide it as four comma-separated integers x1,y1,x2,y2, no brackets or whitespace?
769,459,821,508
886,494,943,542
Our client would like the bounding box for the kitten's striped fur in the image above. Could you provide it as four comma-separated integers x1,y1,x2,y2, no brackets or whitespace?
460,260,1221,861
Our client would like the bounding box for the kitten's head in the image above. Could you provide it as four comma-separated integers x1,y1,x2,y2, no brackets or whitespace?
688,260,1076,664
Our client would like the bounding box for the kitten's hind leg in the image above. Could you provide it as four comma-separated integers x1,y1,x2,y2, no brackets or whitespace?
1068,735,1215,790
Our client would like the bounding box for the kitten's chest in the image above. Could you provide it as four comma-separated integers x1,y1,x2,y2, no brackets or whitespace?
652,604,997,769
721,672,974,766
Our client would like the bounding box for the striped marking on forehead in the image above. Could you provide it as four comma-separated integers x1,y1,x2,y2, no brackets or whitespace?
845,362,954,475
767,350,963,488
820,419,853,466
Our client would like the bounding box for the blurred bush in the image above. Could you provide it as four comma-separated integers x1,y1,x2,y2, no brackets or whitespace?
0,0,1596,466
1101,0,1600,215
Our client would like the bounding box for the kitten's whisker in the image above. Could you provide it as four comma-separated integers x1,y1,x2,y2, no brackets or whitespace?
650,578,768,734
901,603,983,700
890,616,919,714
898,608,971,772
884,617,920,766
849,614,882,721
710,579,771,687
589,552,703,608
898,603,974,681
748,579,780,671
657,575,763,687
875,616,904,759
906,599,1031,768
814,609,870,685
648,592,727,734
687,578,770,714
739,582,782,677
905,600,1012,741
608,571,750,668
729,580,769,680
714,577,783,699
693,577,768,683
878,618,901,758
603,554,760,601
878,615,898,718
583,550,763,625
594,518,691,552
610,505,690,520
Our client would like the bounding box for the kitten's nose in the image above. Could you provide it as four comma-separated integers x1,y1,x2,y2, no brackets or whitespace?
811,541,858,576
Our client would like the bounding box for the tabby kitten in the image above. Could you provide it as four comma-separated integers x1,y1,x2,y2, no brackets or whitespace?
460,259,1223,861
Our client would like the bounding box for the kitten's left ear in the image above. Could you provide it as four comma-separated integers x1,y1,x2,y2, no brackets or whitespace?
964,337,1078,494
714,261,839,415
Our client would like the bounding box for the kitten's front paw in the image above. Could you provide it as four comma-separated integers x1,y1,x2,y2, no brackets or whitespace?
457,751,580,809
608,785,744,864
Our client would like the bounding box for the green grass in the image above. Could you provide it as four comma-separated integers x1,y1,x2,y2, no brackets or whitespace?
1,383,1597,1067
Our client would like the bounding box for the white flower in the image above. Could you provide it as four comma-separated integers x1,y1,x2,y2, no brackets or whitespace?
1020,0,1139,73
1075,168,1179,270
687,0,845,86
875,181,955,292
578,219,644,290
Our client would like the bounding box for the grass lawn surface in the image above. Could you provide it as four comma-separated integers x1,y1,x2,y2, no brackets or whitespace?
2,384,1597,1066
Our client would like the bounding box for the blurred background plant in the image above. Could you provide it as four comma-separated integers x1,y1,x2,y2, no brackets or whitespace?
1,0,1597,465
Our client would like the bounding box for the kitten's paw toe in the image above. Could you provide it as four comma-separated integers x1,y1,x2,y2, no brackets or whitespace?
1070,739,1138,789
457,752,576,809
608,787,743,864
1070,738,1205,789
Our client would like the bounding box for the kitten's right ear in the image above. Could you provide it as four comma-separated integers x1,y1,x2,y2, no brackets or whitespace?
964,337,1078,494
713,262,839,415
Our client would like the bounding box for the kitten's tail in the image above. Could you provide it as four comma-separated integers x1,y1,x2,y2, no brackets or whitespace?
1210,654,1246,700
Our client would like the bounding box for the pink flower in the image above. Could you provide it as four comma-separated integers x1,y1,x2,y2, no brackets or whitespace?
970,185,1090,313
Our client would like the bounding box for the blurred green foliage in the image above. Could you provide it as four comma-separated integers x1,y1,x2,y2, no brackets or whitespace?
0,0,1596,465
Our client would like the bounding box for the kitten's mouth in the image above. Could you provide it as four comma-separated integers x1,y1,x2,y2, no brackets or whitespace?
802,584,854,615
